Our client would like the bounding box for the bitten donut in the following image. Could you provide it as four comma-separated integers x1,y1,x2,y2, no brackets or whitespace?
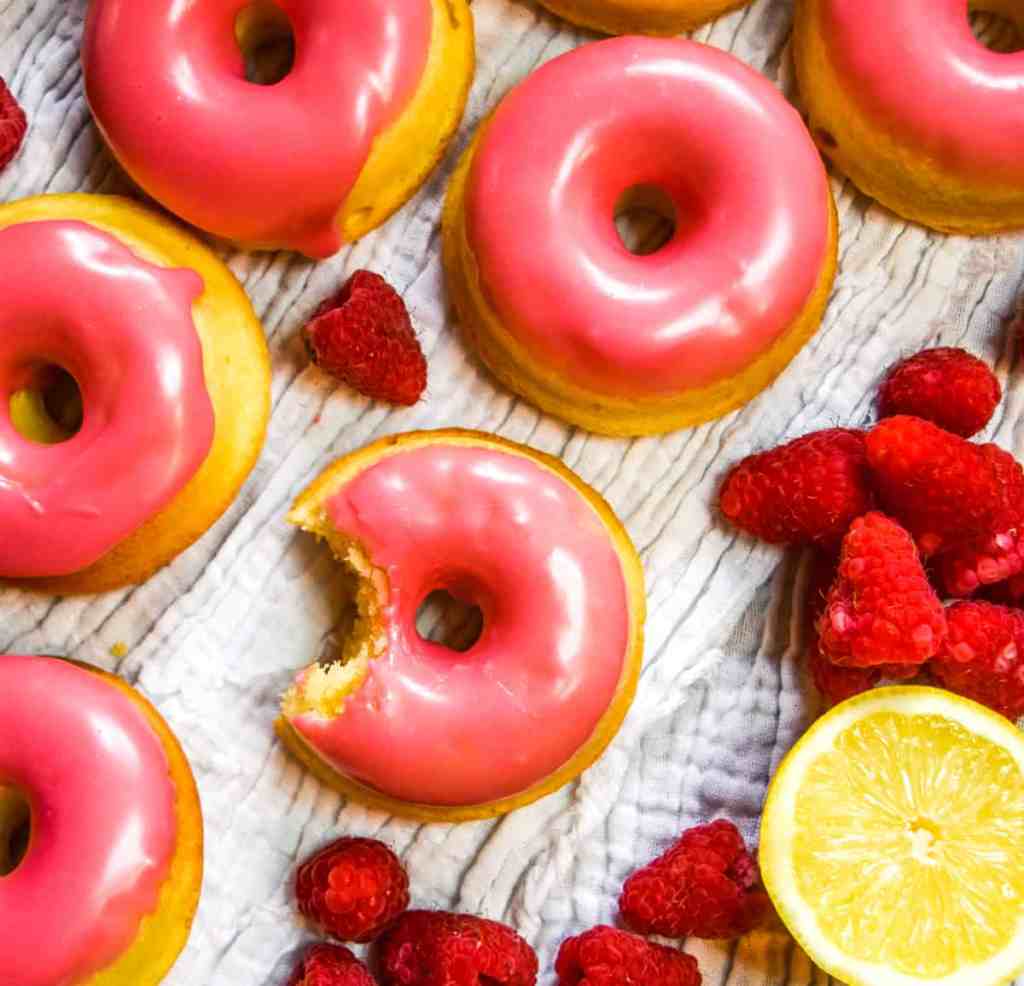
277,429,645,821
0,194,270,593
0,655,202,986
444,37,837,437
794,0,1024,233
83,0,474,258
535,0,750,37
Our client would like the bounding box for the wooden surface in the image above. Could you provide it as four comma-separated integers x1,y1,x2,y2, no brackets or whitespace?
2,1,1023,983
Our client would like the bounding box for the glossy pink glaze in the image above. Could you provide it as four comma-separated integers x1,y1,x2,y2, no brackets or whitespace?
817,0,1024,182
83,0,433,258
0,220,214,578
464,36,831,398
290,442,633,806
0,655,177,986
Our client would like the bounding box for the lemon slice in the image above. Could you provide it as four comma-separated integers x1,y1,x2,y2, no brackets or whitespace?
761,686,1024,986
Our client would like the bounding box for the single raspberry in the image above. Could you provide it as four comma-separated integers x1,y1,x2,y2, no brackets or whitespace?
719,429,873,547
286,944,377,986
809,635,879,705
878,347,1000,438
931,601,1024,720
936,528,1024,597
377,911,538,986
554,927,700,986
0,78,26,173
304,270,426,406
933,443,1024,596
816,512,946,669
618,818,769,940
296,837,409,943
865,416,1017,556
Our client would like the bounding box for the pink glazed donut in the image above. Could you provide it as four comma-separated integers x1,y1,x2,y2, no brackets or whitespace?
82,0,474,258
794,0,1024,232
278,430,646,820
444,36,838,437
0,655,202,986
0,195,270,593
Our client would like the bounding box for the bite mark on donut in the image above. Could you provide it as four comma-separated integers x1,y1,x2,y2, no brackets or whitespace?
282,519,389,721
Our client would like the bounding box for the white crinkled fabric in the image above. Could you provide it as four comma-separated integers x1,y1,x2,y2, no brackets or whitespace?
2,1,1024,984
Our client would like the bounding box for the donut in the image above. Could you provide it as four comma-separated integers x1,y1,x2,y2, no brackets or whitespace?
534,0,750,38
443,37,837,437
0,194,270,593
0,654,202,986
276,429,645,821
82,0,474,258
794,0,1024,233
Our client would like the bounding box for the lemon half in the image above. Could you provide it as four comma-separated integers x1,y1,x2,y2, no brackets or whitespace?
761,686,1024,986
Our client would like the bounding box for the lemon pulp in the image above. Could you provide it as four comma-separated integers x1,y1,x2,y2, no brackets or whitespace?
762,687,1024,986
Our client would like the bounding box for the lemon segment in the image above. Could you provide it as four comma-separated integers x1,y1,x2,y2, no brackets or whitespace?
761,687,1024,986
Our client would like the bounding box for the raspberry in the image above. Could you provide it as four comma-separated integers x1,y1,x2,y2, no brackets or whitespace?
931,601,1024,720
286,944,377,986
619,819,769,939
304,270,426,406
865,416,1016,556
377,911,538,986
554,927,700,986
809,635,879,705
936,528,1024,598
878,347,1000,438
296,837,409,943
933,443,1024,596
0,78,26,173
816,512,946,669
719,429,873,547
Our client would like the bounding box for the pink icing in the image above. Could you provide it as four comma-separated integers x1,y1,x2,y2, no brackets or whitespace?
0,220,214,579
83,0,434,258
816,0,1024,183
0,655,178,986
464,36,832,398
289,442,633,806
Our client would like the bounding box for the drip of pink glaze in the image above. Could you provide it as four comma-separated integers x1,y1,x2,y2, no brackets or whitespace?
0,220,214,578
464,36,831,399
288,442,633,806
0,655,177,986
82,0,434,258
816,0,1024,183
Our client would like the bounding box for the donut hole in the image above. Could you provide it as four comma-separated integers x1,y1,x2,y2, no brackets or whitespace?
0,787,31,877
236,1,296,85
969,3,1024,53
9,364,83,445
614,184,678,256
416,589,484,653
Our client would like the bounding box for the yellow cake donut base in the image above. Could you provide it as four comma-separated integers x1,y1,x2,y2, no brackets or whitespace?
532,0,750,37
794,0,1024,234
0,194,271,594
277,429,646,822
69,659,203,986
333,0,473,245
442,126,839,437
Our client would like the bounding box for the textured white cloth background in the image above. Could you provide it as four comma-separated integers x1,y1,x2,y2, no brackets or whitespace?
2,1,1024,984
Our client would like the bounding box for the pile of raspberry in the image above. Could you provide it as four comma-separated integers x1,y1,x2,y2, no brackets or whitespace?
719,347,1024,721
285,818,768,984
